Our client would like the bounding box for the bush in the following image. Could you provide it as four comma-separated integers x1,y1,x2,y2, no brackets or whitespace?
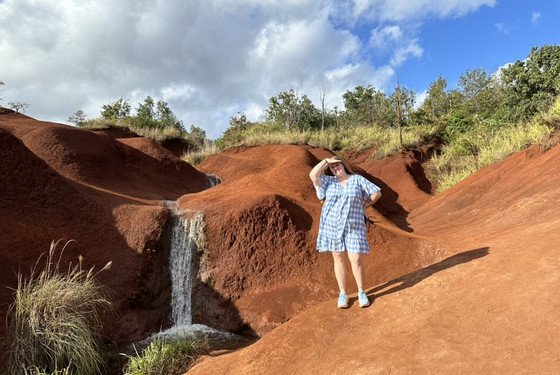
4,240,112,375
182,144,222,166
429,114,556,192
213,122,438,158
122,336,210,375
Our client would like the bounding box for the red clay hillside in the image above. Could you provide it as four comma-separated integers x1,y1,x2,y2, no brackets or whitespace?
1,108,558,374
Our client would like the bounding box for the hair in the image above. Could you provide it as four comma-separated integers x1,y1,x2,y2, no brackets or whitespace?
324,155,354,176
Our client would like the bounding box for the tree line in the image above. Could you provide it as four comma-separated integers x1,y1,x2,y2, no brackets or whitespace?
3,44,559,153
221,44,560,148
69,96,209,153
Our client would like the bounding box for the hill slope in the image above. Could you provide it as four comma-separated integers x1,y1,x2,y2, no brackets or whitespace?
186,144,560,374
177,145,451,334
2,108,558,374
0,109,213,347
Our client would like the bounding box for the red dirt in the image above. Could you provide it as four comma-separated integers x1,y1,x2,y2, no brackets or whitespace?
178,144,451,334
1,107,559,374
0,109,211,351
186,144,560,374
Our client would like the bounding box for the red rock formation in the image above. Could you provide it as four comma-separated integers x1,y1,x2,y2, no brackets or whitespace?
186,143,560,375
5,107,556,374
0,109,211,352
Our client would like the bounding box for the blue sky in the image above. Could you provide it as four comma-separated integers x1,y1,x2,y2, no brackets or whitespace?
0,0,558,139
404,1,560,91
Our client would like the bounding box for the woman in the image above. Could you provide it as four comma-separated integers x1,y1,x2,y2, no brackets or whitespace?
309,155,381,308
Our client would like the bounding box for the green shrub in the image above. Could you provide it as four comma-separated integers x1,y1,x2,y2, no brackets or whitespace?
4,240,112,375
214,123,437,157
182,144,222,166
430,114,556,192
122,336,210,375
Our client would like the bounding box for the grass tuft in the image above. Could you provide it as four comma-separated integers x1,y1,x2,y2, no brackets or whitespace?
182,144,222,166
122,335,210,375
4,240,112,375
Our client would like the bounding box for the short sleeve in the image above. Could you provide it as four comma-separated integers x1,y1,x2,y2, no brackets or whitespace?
357,175,381,199
314,183,323,199
314,174,332,200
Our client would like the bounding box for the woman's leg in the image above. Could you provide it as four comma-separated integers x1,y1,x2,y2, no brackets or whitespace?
348,252,366,291
332,252,347,293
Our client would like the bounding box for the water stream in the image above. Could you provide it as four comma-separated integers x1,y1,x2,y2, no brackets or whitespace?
139,201,247,348
168,209,203,326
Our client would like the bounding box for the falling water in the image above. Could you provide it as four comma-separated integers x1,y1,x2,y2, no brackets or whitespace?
133,200,251,351
206,173,222,187
168,207,205,326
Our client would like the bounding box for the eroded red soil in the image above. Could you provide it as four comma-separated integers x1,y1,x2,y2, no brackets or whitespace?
1,107,558,374
186,143,560,374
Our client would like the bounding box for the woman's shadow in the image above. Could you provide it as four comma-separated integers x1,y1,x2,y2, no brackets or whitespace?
363,247,490,303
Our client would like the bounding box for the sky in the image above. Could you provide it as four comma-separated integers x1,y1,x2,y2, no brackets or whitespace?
1,0,559,140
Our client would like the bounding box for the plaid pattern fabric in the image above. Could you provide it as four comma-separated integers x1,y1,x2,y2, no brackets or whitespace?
314,174,380,254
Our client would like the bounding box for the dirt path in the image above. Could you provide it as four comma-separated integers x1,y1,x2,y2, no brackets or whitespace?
186,145,560,374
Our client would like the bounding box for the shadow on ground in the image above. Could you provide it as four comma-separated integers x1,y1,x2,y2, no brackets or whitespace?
366,247,490,301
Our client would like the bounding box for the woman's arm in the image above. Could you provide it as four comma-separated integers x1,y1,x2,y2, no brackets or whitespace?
309,158,329,186
363,191,382,223
365,191,382,207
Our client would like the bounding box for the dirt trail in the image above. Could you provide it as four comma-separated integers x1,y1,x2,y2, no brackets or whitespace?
186,145,560,374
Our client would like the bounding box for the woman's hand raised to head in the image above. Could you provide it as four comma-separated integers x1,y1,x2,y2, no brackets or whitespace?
309,158,329,185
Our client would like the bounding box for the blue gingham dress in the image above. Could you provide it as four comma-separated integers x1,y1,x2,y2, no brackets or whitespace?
314,174,381,254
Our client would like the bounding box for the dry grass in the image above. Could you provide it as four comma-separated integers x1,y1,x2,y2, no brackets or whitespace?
4,240,112,375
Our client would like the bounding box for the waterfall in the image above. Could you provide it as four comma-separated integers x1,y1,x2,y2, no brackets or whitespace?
206,173,222,187
167,205,205,326
135,200,246,350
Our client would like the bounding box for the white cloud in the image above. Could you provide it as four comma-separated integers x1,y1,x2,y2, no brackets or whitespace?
391,40,423,66
0,0,496,139
531,11,542,25
494,22,511,34
369,25,423,67
331,0,497,23
370,25,403,49
414,89,428,109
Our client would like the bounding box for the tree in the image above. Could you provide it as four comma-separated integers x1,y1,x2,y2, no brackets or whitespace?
415,75,453,128
68,110,87,127
101,98,131,120
266,89,321,131
342,85,392,127
155,100,184,131
0,80,4,103
389,84,415,127
425,75,450,118
186,125,207,151
8,102,30,114
500,44,560,121
458,68,488,115
136,96,155,119
215,112,252,148
396,81,403,148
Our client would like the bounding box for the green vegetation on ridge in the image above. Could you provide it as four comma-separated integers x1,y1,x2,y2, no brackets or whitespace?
4,44,557,192
201,44,560,191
